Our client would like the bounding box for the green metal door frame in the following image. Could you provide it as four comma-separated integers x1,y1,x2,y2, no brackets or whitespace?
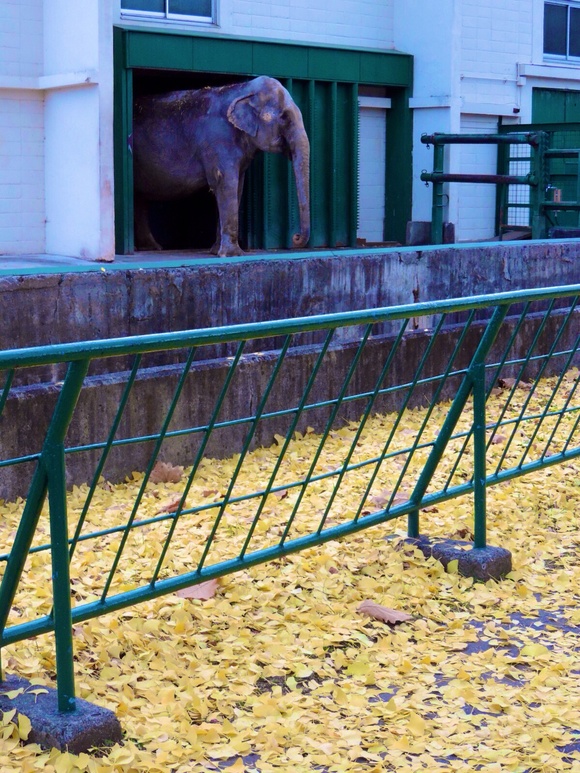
113,27,413,254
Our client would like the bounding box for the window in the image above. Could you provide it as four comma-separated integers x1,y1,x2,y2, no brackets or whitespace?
544,2,580,59
120,0,214,23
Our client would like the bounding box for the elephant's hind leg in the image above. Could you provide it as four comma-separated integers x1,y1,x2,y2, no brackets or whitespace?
134,194,163,251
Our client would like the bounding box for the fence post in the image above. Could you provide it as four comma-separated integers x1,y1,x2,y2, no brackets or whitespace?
0,359,89,713
471,360,487,549
432,142,445,244
42,360,89,713
409,305,508,516
530,131,548,239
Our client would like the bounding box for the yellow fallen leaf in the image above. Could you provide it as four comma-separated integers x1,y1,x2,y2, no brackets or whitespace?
519,643,550,658
407,711,426,736
17,712,31,740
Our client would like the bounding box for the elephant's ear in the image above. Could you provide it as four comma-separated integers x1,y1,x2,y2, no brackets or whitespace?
227,93,260,137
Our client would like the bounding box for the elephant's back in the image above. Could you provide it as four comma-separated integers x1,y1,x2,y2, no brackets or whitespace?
134,88,216,126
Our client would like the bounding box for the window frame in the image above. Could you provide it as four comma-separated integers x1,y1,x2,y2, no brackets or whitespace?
544,0,580,62
120,0,215,25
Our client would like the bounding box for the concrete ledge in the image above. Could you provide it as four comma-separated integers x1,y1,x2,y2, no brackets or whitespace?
406,535,513,581
0,674,122,753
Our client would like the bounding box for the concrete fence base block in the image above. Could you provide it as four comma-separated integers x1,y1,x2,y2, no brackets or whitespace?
0,674,122,753
404,535,513,581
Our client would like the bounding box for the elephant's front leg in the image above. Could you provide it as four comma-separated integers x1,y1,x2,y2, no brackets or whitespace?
209,169,245,257
210,169,246,256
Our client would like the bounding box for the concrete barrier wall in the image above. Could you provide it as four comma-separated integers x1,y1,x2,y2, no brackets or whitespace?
1,241,579,500
2,239,580,351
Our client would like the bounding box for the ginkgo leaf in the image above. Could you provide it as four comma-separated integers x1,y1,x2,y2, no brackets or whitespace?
150,461,184,484
0,368,577,771
17,713,31,740
519,643,550,658
357,600,413,625
155,495,183,515
1,688,24,700
175,578,219,600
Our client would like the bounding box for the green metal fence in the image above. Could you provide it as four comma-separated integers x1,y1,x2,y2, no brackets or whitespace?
420,132,547,243
0,285,579,715
499,122,580,235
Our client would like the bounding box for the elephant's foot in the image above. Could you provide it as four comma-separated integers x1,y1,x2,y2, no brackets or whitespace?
217,244,245,257
215,235,245,257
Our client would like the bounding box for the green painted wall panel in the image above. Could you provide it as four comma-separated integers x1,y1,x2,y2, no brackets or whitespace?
192,38,254,73
127,32,193,69
307,49,360,82
121,28,413,86
360,52,411,86
532,88,580,123
252,43,309,79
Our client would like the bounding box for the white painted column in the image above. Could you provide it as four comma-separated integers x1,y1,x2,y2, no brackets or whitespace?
44,0,114,261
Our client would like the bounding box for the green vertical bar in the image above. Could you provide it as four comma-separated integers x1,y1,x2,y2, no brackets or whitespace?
114,29,134,255
407,509,420,539
350,83,359,246
431,142,445,244
46,443,76,713
44,360,89,712
530,132,547,239
329,81,338,245
472,361,487,549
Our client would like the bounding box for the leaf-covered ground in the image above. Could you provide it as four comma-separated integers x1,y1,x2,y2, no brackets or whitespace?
0,375,579,773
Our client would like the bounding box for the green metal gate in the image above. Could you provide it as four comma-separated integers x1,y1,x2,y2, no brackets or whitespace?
498,122,580,234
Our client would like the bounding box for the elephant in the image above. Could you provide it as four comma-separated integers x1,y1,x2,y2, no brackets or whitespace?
132,76,310,257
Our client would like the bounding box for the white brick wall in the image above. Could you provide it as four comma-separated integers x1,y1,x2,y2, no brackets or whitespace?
117,0,395,50
0,0,45,255
460,0,533,111
0,0,43,79
227,0,394,48
0,92,45,254
457,115,498,242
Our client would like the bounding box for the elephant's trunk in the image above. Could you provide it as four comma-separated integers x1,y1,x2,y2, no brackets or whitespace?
288,128,310,248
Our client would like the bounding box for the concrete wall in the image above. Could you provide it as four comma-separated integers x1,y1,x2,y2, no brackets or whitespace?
1,243,579,501
2,240,580,363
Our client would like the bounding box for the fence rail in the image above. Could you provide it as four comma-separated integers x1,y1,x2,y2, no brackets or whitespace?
0,284,579,713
